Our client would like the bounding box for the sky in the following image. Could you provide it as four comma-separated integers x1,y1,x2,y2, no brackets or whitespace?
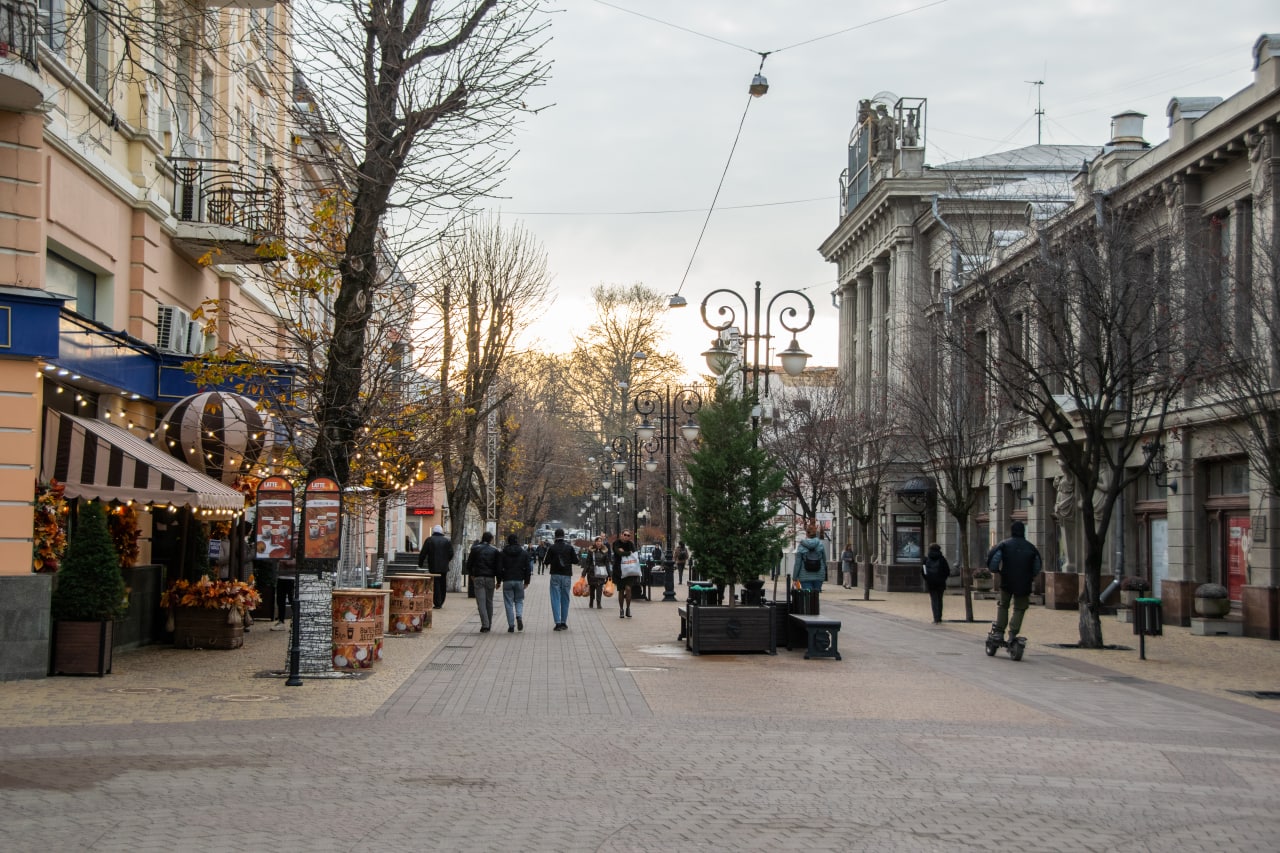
492,0,1275,377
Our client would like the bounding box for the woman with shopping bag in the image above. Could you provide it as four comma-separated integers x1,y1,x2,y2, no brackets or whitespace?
611,529,640,618
582,536,611,609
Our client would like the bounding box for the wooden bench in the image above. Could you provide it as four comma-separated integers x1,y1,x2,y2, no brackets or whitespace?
786,613,842,660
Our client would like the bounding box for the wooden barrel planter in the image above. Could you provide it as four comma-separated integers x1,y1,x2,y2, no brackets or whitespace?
173,607,245,650
332,589,385,671
387,574,430,634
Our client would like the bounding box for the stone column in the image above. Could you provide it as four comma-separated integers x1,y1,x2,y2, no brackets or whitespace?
857,272,872,410
871,260,890,411
839,278,857,394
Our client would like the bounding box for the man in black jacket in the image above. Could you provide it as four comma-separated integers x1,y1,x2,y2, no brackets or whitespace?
498,533,533,632
466,532,500,632
546,529,580,631
986,521,1043,642
418,525,453,610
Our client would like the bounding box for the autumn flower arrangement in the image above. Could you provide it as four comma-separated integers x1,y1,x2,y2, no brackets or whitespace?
32,480,68,573
161,576,261,613
107,504,140,570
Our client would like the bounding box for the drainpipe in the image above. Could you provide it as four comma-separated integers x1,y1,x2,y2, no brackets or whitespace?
931,195,962,293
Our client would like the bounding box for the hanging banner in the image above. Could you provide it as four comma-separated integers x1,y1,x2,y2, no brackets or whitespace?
254,476,295,560
303,477,342,560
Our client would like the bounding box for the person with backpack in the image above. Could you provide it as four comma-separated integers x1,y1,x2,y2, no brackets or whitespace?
497,533,532,632
793,524,827,592
674,541,689,585
922,542,951,623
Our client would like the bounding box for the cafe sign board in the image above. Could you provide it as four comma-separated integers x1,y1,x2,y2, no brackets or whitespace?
254,476,294,560
302,477,342,560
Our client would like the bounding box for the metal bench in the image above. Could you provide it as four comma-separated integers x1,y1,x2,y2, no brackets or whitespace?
786,613,842,660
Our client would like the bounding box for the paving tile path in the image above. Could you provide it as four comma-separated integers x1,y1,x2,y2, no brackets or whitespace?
2,577,1278,852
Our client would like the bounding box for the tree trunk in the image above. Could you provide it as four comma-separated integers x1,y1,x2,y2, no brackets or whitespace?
959,524,974,622
1078,574,1104,648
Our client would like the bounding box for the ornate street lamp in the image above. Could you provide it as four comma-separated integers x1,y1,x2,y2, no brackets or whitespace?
700,280,815,436
633,386,703,601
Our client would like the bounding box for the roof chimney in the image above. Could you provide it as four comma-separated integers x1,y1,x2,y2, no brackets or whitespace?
1108,111,1148,149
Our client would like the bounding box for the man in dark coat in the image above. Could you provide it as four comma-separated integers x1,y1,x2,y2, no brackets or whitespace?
466,531,500,632
922,543,951,624
545,529,580,631
418,524,453,609
986,521,1043,641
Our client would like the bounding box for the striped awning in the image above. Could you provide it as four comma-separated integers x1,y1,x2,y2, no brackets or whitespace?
41,410,246,512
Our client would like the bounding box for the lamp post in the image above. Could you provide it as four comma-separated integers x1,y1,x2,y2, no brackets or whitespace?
634,386,702,601
700,280,815,435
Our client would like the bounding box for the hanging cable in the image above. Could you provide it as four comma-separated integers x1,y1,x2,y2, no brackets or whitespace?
673,52,769,301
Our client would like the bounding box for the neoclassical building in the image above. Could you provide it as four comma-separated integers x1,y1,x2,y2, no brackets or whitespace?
821,34,1280,638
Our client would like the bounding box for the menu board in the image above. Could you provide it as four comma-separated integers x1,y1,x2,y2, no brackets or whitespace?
254,476,295,560
303,477,342,560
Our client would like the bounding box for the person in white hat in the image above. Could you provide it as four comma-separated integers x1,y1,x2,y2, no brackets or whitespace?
418,524,453,609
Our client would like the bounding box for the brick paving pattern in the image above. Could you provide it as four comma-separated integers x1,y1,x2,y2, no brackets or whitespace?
2,580,1278,851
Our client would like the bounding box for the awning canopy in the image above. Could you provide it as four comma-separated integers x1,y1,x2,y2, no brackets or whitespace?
42,410,246,512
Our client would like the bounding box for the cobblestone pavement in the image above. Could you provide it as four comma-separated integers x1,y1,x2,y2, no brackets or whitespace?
2,579,1279,852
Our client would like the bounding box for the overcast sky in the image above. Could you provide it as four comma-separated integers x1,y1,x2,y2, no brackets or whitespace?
492,0,1274,375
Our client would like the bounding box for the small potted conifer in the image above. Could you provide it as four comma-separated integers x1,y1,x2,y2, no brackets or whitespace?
49,501,127,676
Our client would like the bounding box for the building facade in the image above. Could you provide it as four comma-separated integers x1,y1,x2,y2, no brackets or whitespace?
821,35,1280,638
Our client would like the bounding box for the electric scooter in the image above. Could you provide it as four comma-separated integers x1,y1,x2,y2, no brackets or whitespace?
985,625,1027,661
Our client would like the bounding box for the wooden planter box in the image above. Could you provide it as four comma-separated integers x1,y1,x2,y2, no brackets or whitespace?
173,607,244,650
687,603,776,655
51,621,114,676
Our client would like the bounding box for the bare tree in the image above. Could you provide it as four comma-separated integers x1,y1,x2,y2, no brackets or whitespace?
563,284,684,445
761,379,846,525
289,1,550,494
900,327,1004,622
830,401,908,602
423,215,551,588
965,202,1202,646
1210,134,1280,498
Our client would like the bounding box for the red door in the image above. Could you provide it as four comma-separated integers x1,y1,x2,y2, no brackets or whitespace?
1225,515,1251,602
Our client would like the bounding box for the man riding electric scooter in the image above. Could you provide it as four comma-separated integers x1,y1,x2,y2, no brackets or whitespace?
984,521,1042,661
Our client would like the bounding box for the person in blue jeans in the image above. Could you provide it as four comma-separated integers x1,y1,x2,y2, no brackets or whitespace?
498,533,531,632
793,524,827,592
545,528,579,631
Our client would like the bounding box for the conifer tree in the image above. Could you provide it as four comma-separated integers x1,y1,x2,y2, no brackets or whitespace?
673,384,786,603
50,502,127,622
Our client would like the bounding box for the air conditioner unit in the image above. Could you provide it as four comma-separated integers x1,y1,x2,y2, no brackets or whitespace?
157,304,191,353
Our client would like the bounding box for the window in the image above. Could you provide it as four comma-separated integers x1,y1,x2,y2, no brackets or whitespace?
37,0,66,56
46,252,100,320
84,0,110,99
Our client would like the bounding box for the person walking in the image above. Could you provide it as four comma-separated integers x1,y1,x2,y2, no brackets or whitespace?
582,536,611,608
534,540,549,575
466,531,500,633
546,528,579,631
674,541,689,585
922,542,951,624
612,529,639,618
793,524,828,592
270,559,296,631
986,521,1043,644
841,542,856,589
498,533,532,632
419,524,453,610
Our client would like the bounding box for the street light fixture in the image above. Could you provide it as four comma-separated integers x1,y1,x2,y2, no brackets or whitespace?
700,280,815,434
633,386,703,601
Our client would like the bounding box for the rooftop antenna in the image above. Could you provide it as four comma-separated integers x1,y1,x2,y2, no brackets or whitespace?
1027,79,1044,144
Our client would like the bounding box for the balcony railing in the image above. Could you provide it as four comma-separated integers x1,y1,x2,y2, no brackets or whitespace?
169,158,285,263
0,0,37,71
171,158,284,235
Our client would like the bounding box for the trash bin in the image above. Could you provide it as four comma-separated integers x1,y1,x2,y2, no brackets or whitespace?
1133,597,1163,636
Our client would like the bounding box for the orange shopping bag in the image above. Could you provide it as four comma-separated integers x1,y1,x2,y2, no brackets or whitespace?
602,579,615,597
572,576,588,597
